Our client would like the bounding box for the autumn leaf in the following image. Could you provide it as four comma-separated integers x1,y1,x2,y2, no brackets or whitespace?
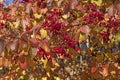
40,39,50,52
3,58,11,67
75,25,90,42
34,13,42,19
99,63,109,76
31,47,37,56
54,76,60,80
40,28,48,38
29,38,39,47
43,58,48,69
62,12,70,19
19,57,28,69
0,57,3,66
79,25,90,36
40,8,48,14
91,66,98,73
7,39,19,51
115,32,120,41
0,39,5,54
25,3,32,14
13,20,20,28
71,0,78,9
41,77,47,80
91,0,102,6
107,4,117,17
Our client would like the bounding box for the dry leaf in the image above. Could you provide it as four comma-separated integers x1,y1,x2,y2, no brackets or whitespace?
0,39,5,54
57,0,64,7
25,3,32,14
8,39,19,51
65,66,72,73
31,47,37,56
52,58,59,67
71,0,78,9
40,8,48,14
99,63,109,76
108,4,117,17
3,58,11,67
0,57,3,66
29,38,39,47
40,40,50,52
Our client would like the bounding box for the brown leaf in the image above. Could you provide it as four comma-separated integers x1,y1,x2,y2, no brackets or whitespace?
31,47,37,56
3,58,11,67
40,39,50,52
25,3,32,14
65,66,72,73
76,4,85,13
40,8,48,14
0,39,5,54
52,58,59,67
57,0,64,7
0,57,3,66
8,39,19,51
71,0,78,9
108,4,117,16
29,38,39,47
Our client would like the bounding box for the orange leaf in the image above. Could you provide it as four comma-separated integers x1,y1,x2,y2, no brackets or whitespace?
99,63,109,76
19,58,28,69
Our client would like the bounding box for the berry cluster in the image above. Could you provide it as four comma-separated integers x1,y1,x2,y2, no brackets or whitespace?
54,46,71,58
43,8,64,34
37,46,52,61
84,11,104,24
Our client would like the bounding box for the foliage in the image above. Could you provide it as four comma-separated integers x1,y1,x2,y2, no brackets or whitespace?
0,0,120,79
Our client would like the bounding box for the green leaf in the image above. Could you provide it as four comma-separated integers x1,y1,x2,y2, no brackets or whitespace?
116,33,120,41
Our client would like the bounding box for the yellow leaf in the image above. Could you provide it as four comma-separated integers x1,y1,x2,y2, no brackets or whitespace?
79,33,85,41
13,21,19,28
32,20,37,26
42,77,47,80
44,60,48,68
9,22,14,28
110,71,116,75
62,13,70,19
47,72,50,77
31,78,35,80
91,0,102,6
54,76,60,80
40,28,48,38
22,70,26,75
34,13,41,19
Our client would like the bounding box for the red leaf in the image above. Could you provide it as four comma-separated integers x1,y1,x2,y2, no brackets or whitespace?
19,58,28,69
91,66,98,73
